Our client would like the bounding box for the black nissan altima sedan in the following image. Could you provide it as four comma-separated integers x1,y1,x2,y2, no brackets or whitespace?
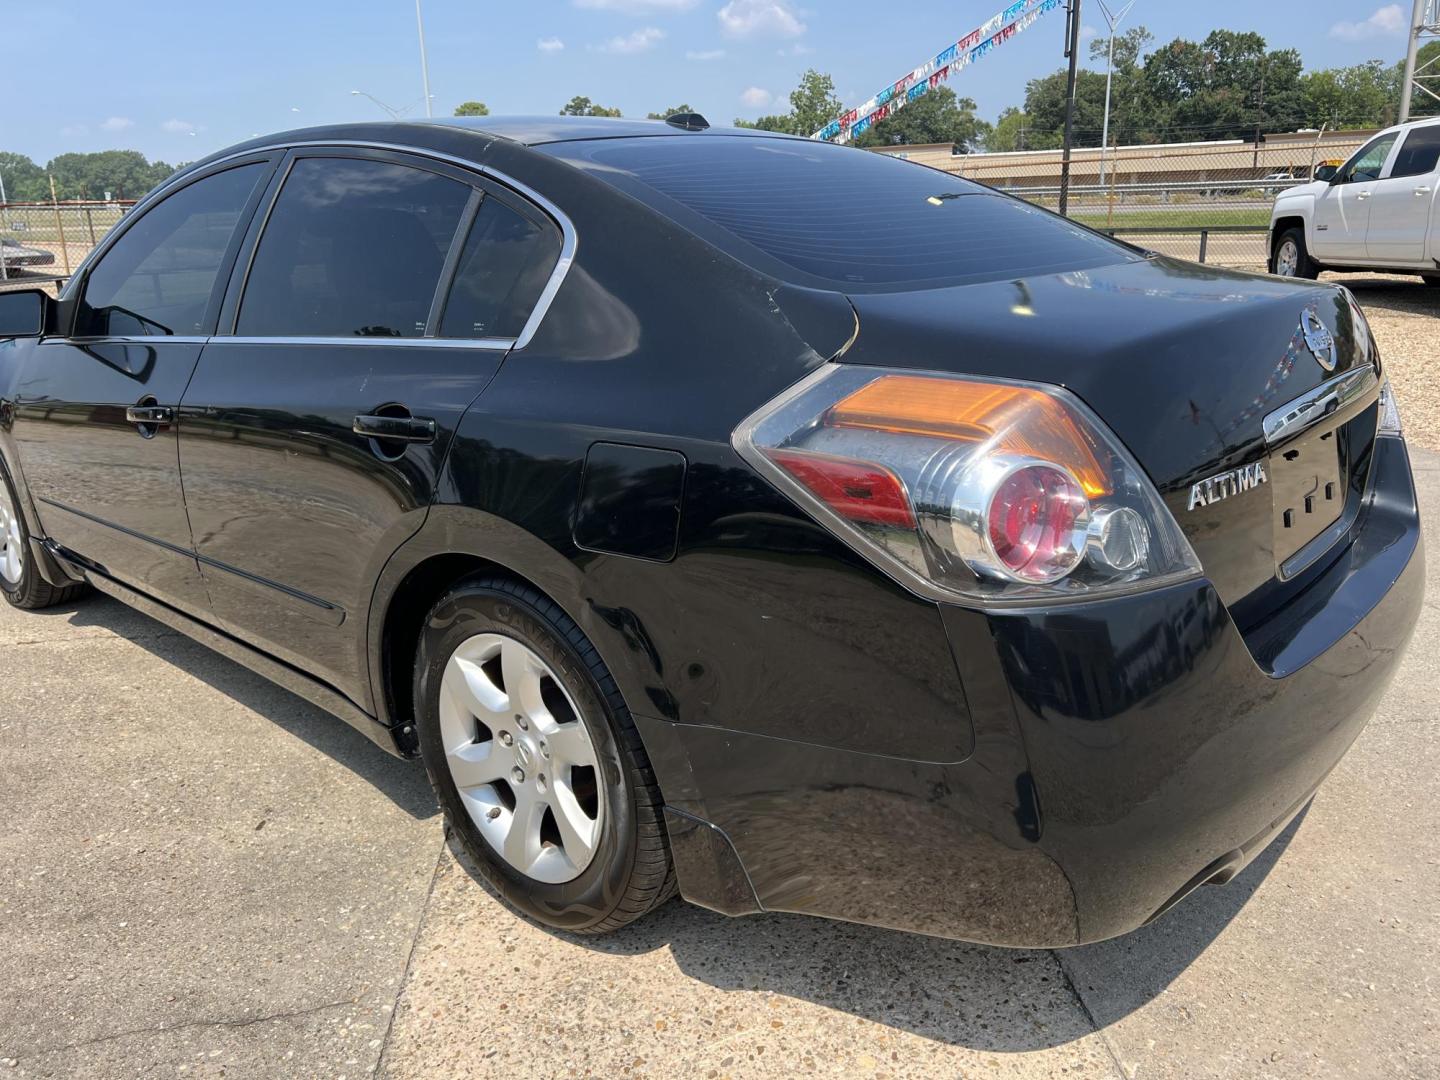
0,116,1423,946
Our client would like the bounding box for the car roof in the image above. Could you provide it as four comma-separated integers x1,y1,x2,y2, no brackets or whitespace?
421,115,808,146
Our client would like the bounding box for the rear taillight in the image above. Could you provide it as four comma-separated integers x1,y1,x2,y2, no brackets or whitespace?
735,365,1201,604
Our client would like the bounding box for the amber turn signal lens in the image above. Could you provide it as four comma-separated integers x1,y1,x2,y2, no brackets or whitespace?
825,375,1112,498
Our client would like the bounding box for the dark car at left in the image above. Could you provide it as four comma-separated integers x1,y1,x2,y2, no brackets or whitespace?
0,116,1422,948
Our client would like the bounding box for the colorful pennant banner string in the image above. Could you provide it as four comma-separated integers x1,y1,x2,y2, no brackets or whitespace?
813,0,1064,144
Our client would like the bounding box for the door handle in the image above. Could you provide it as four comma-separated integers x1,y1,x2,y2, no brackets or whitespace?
1355,190,1371,200
353,413,437,444
125,405,173,426
1415,186,1432,197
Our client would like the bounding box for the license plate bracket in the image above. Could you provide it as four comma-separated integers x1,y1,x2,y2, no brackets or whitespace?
1271,425,1344,566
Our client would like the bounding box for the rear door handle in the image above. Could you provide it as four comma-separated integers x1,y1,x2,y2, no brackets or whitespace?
1355,190,1371,200
1415,186,1432,197
353,414,437,444
125,406,173,426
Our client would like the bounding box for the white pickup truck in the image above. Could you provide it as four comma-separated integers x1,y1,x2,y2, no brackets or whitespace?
1269,117,1440,286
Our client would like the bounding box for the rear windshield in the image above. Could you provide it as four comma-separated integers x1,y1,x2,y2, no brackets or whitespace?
543,135,1136,291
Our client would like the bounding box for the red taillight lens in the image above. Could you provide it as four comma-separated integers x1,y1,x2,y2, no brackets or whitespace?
734,366,1202,604
986,463,1088,583
767,450,915,528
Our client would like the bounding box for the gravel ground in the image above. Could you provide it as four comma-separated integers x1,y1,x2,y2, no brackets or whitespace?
1328,272,1440,450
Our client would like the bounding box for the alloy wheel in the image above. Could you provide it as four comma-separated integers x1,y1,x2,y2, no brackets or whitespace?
439,633,604,884
1275,239,1299,277
0,482,23,585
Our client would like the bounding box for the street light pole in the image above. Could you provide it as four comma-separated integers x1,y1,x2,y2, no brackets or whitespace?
416,0,434,119
1059,0,1083,216
1096,0,1136,188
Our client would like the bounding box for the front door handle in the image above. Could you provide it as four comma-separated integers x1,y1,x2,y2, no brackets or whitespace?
1355,190,1371,200
353,413,437,444
125,405,173,426
1415,186,1432,197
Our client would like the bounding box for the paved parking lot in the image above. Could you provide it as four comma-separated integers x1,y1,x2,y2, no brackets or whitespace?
2,286,1438,1079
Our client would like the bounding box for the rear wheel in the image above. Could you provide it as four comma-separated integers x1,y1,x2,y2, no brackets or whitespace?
1271,227,1318,279
0,461,89,610
413,575,675,933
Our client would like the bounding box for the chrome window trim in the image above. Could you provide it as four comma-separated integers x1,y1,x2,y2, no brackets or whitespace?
213,335,516,350
1262,366,1379,446
53,335,211,346
62,139,576,352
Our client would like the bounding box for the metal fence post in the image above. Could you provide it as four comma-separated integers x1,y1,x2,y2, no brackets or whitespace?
85,206,97,246
48,175,71,277
1198,229,1209,264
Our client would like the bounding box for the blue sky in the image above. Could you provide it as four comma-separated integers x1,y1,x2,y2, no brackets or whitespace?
7,0,1422,163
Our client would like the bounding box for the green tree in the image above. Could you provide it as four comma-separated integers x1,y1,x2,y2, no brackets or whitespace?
1140,31,1303,141
560,96,622,118
1301,61,1398,128
46,150,174,201
984,107,1035,152
852,86,987,151
0,152,48,201
646,104,694,120
453,101,490,117
1022,69,1109,147
737,70,841,135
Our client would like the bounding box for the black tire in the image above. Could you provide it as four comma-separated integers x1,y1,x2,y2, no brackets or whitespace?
1422,275,1440,288
413,574,676,933
1271,226,1319,280
0,459,89,611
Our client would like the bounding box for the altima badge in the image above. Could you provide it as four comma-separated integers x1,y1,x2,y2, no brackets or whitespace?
1188,462,1268,511
1301,309,1337,372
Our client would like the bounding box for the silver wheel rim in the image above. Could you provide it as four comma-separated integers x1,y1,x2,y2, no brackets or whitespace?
1276,239,1299,277
0,481,23,585
439,633,604,884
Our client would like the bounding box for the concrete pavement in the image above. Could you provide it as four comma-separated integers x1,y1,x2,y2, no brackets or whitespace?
1,455,1436,1079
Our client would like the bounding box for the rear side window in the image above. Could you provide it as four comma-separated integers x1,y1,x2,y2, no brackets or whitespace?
544,136,1133,291
1390,126,1440,179
439,196,562,339
238,157,470,338
76,162,265,337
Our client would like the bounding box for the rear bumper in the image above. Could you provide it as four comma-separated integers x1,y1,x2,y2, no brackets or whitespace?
642,436,1422,946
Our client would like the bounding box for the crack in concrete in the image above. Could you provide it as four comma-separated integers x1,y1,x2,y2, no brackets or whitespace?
1050,949,1132,1080
14,997,358,1062
372,827,449,1080
0,631,185,649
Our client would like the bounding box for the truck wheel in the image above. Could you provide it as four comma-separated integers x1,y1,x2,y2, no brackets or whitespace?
1422,275,1440,288
1271,228,1318,280
413,574,676,934
0,460,90,611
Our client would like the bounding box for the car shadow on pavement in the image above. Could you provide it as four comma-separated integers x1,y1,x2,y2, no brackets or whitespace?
448,809,1306,1052
1326,274,1439,316
46,594,438,820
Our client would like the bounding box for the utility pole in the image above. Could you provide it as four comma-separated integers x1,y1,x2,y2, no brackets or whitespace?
1059,0,1083,216
1399,0,1440,123
1252,59,1266,170
1096,0,1136,188
416,0,434,118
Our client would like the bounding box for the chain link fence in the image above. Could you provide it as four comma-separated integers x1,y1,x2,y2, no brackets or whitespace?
0,201,133,293
883,129,1376,269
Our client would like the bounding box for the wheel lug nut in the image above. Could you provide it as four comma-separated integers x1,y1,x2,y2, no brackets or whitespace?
539,740,550,759
537,773,547,793
499,731,513,747
511,766,526,784
486,807,502,820
515,714,528,731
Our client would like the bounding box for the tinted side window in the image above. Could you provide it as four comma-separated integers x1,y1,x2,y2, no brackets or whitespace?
1340,134,1398,183
238,157,470,338
1390,126,1440,179
76,163,265,337
439,196,562,339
